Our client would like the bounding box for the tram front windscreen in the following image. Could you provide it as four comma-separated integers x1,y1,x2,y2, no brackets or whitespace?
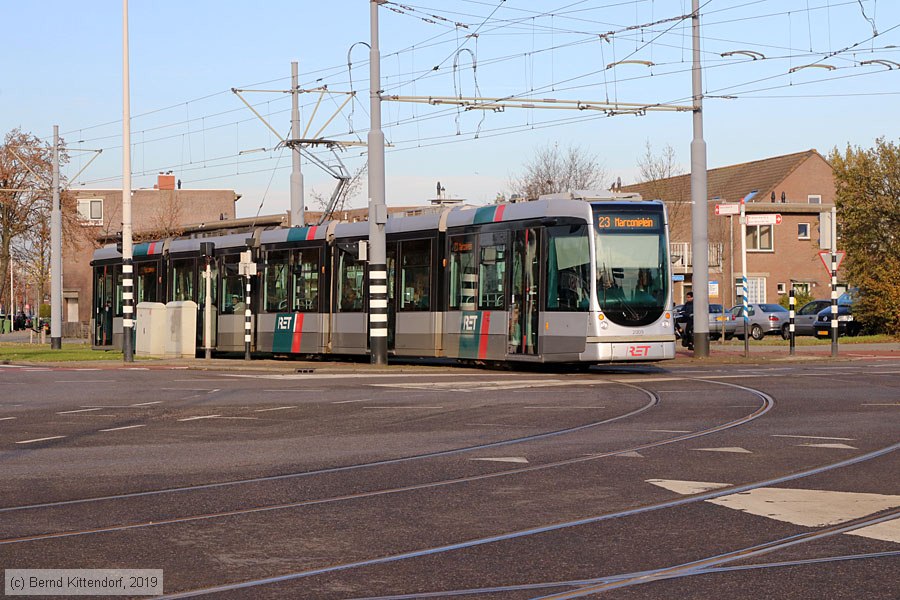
592,206,669,327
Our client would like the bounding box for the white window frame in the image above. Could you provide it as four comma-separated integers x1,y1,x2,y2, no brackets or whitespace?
797,222,810,240
746,224,774,252
77,198,103,223
808,194,822,204
777,282,786,295
734,276,767,303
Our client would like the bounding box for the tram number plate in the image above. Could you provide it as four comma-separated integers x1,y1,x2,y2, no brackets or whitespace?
612,343,663,360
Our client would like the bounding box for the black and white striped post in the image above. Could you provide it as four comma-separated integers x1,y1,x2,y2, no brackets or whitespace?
788,287,795,356
368,261,388,361
244,274,252,361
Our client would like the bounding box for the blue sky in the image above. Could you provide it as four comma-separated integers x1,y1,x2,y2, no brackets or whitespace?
3,1,898,218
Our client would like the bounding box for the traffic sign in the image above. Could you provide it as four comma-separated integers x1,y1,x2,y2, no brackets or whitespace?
818,250,845,275
715,203,740,216
746,213,782,226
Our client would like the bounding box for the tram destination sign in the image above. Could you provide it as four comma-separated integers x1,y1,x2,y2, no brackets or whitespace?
596,213,660,230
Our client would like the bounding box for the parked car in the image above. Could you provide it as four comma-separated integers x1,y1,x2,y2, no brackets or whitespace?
791,299,832,337
728,303,791,340
814,292,861,338
675,303,729,341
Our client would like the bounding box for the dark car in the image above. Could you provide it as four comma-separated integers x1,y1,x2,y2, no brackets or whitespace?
814,292,861,338
791,299,832,337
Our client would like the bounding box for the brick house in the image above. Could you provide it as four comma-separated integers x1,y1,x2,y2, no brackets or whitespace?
64,174,240,335
622,150,841,308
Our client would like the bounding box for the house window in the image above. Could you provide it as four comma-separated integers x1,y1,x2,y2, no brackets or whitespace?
777,283,786,295
735,277,766,303
808,195,822,204
77,198,103,223
746,225,773,251
793,282,811,296
798,223,810,240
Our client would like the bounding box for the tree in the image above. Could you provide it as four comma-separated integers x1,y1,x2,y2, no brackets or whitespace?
310,163,367,220
636,140,689,240
830,138,900,335
508,143,606,200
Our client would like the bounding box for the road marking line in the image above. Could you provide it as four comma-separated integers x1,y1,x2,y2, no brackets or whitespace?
262,389,324,393
130,401,162,406
16,436,66,444
772,434,856,441
0,417,17,421
862,403,900,406
522,406,605,409
57,408,103,414
363,406,444,409
254,406,296,412
695,447,752,454
211,416,259,420
332,399,371,404
177,415,222,421
100,424,146,432
647,480,731,495
649,429,692,433
797,443,858,449
471,457,529,464
55,380,111,383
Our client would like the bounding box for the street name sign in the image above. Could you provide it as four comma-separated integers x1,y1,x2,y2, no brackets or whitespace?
745,213,783,226
715,203,740,216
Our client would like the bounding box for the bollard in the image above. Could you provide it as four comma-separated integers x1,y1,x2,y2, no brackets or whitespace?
789,288,795,356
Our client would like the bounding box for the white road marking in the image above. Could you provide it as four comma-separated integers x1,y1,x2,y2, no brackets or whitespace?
772,434,856,441
130,401,163,406
649,429,692,433
648,480,900,543
862,403,900,406
55,380,111,383
262,389,324,393
0,417,17,421
797,443,858,449
254,406,296,412
210,416,259,420
177,415,222,421
694,447,752,454
616,451,645,458
363,406,444,410
471,457,529,464
646,480,731,495
124,367,149,370
522,406,605,409
73,368,101,371
16,436,66,444
847,518,900,543
709,488,900,529
100,424,146,432
57,408,103,414
332,399,372,404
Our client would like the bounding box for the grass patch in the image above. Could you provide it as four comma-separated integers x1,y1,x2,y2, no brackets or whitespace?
0,343,125,362
711,333,898,347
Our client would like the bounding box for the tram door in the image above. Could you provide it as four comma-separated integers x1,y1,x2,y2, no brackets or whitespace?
93,266,114,346
508,227,541,355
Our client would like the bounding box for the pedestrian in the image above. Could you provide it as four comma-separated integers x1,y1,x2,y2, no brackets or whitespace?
680,291,695,349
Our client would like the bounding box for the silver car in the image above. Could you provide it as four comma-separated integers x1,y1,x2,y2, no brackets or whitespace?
728,303,791,340
792,299,832,337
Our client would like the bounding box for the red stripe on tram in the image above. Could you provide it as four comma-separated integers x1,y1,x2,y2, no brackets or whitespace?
291,313,305,353
307,226,318,241
148,242,157,255
478,311,491,359
493,205,506,222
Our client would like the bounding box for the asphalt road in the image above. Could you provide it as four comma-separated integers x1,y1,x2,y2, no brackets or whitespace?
0,358,898,599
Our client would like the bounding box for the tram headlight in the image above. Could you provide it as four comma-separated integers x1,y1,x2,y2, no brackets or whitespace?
599,320,609,330
663,321,671,328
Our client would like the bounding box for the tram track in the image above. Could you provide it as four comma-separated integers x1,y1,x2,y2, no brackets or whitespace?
154,437,899,599
0,378,770,545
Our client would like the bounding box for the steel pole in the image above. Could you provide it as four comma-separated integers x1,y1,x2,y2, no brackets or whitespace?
789,287,795,356
290,61,305,227
740,198,750,357
50,126,62,349
367,0,388,365
121,0,134,362
689,0,709,357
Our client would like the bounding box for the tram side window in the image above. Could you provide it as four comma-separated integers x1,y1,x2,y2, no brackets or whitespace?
400,239,431,311
136,263,158,304
221,256,245,314
264,251,289,312
337,245,365,312
292,248,320,312
198,259,218,312
478,232,507,310
546,225,590,312
449,234,476,310
170,259,195,302
114,266,124,316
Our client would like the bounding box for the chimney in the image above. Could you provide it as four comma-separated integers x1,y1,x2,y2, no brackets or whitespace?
158,172,176,191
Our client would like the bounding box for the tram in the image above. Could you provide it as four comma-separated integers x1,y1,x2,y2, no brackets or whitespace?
91,192,676,363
